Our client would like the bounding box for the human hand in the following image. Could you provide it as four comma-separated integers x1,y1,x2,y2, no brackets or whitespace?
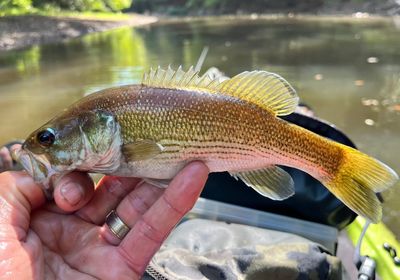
0,141,24,173
0,146,13,173
0,162,209,279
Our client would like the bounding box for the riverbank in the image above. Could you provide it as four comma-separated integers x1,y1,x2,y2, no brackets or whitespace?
0,13,157,51
159,13,396,26
131,0,400,17
2,10,399,52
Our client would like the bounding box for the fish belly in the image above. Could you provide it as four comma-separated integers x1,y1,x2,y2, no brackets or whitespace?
113,141,273,179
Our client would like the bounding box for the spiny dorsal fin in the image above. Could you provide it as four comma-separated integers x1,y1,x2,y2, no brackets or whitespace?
142,65,223,91
142,67,298,116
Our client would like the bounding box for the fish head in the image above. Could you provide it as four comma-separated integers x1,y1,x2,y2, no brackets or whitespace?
17,110,121,186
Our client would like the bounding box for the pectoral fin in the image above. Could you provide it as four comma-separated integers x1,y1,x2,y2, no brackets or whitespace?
122,140,165,161
230,166,295,200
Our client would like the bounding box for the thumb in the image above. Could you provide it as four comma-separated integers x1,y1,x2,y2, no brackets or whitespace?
53,172,95,212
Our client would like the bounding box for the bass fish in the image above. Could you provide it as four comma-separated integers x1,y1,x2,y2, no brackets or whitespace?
15,66,398,223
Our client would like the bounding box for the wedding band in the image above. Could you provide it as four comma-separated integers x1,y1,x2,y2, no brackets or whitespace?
105,210,130,240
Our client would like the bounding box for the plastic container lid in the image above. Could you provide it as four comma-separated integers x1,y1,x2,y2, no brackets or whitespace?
186,198,338,254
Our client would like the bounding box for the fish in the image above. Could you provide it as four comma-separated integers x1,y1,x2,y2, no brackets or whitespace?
14,66,398,223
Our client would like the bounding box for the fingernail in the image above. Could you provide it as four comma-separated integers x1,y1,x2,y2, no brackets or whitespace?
60,182,83,205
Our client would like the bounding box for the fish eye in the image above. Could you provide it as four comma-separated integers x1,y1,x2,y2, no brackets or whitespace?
37,128,55,147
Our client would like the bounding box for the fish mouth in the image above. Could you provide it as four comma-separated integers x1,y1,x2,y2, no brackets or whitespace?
12,146,55,189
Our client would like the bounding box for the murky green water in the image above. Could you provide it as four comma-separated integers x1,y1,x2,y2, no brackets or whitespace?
0,17,399,237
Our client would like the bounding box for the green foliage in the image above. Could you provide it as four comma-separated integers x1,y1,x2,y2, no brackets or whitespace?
105,0,132,11
33,0,105,11
0,0,33,14
0,0,132,14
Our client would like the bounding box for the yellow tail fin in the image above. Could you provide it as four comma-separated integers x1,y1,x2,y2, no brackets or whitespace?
324,145,398,223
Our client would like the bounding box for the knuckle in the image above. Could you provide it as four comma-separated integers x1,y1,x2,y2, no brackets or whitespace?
137,219,165,243
117,246,144,276
162,193,189,216
0,147,8,156
127,192,151,216
102,177,127,199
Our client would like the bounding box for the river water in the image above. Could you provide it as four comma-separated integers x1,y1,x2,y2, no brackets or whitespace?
0,16,399,237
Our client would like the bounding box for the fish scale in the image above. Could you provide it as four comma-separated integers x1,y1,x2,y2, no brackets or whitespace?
16,67,398,223
112,86,272,175
80,86,347,180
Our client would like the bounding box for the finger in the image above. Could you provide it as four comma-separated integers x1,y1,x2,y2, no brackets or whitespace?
0,151,4,172
116,162,209,275
0,146,13,171
101,182,164,245
9,144,22,160
52,172,95,212
0,171,45,240
76,176,141,225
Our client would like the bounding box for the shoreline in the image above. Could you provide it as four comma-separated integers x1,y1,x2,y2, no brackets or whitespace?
0,13,158,52
157,12,397,24
0,12,398,52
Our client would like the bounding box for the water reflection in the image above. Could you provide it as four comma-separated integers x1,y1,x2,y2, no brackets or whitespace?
15,46,41,75
361,74,400,127
0,18,399,236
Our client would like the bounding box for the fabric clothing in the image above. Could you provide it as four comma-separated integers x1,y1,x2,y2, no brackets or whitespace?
144,219,344,280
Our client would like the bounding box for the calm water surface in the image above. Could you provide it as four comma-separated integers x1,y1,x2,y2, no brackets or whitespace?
0,17,399,237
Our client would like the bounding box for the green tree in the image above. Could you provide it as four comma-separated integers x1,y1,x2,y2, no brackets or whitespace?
0,0,33,12
105,0,132,11
31,0,132,12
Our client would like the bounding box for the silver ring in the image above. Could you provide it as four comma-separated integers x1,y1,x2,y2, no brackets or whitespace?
105,210,130,240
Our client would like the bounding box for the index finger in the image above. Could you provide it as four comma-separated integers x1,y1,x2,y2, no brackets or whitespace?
117,161,209,275
0,146,13,171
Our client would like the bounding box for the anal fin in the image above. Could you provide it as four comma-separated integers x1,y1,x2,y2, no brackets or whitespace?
230,166,295,200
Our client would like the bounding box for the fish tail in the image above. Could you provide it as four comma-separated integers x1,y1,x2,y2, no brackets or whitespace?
323,144,398,223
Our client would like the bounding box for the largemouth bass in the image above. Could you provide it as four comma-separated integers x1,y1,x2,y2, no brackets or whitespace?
15,67,398,223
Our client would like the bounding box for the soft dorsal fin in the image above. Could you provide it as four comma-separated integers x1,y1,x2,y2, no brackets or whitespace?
142,67,298,116
216,71,298,116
